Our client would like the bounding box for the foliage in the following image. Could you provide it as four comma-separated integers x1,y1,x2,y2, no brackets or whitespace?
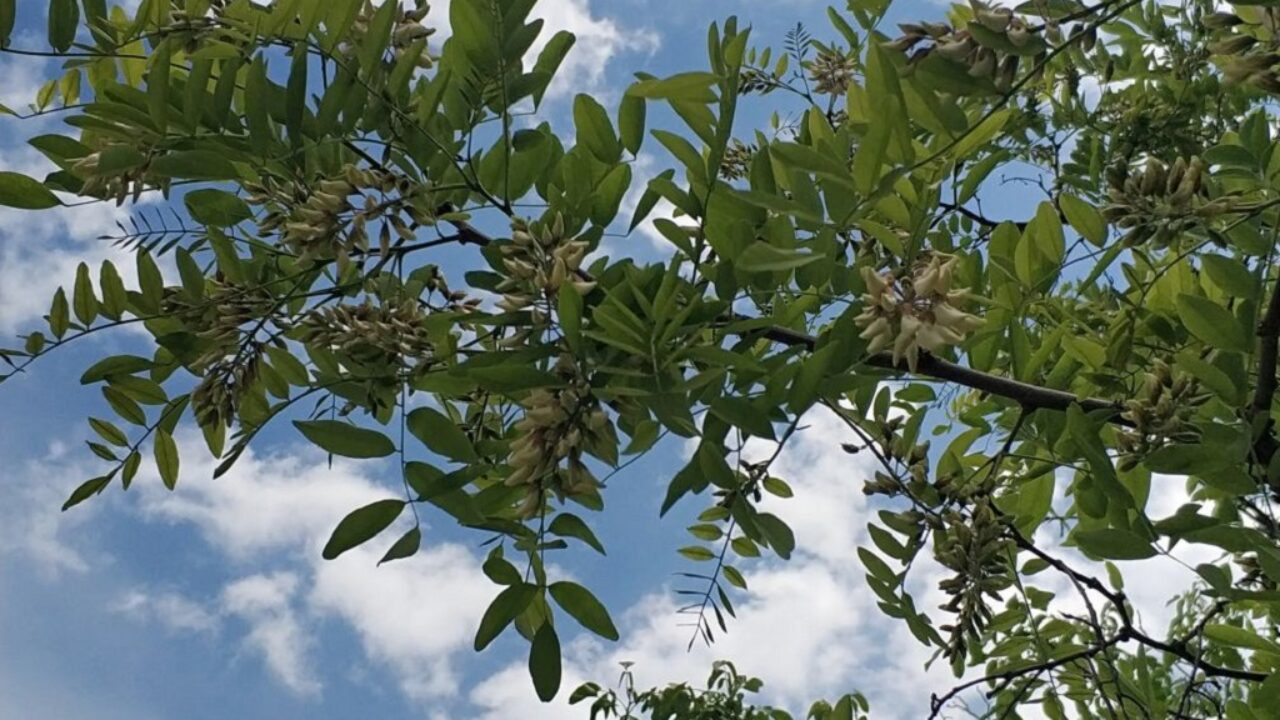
8,0,1280,716
569,661,869,720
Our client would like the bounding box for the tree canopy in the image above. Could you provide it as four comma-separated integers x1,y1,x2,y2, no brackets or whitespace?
6,0,1280,716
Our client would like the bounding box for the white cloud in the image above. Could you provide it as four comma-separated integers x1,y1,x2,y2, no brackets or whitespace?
7,409,1217,717
136,436,496,700
0,441,99,576
430,0,659,99
0,138,137,335
529,0,660,99
609,152,678,254
470,406,953,719
310,543,494,700
223,571,322,696
140,446,394,561
114,588,221,635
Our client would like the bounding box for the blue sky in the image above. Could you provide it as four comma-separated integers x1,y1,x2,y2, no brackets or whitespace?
0,1,1217,719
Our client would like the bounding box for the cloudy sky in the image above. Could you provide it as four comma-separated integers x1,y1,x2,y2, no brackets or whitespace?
0,2,1214,719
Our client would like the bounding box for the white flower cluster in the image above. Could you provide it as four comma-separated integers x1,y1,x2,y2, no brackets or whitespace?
496,215,596,320
342,1,435,69
854,255,982,372
504,356,612,518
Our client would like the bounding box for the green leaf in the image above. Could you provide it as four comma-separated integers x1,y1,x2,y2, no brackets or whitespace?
548,513,606,554
627,72,719,102
653,129,707,184
48,287,70,338
688,523,723,541
97,145,145,175
150,151,238,180
858,547,896,582
112,375,166,405
1059,193,1107,247
89,417,128,446
1204,624,1280,654
1204,143,1256,170
245,55,272,155
357,0,397,71
407,407,478,462
136,251,163,310
379,526,421,565
293,420,396,458
175,248,204,301
62,475,110,511
285,44,307,145
735,242,821,273
530,31,575,106
99,261,126,319
184,58,212,128
573,94,622,164
49,0,79,53
549,581,618,641
103,386,146,425
627,169,674,233
321,499,405,560
618,94,645,155
1201,254,1259,298
154,429,179,490
723,564,748,589
1074,528,1157,560
678,545,716,561
529,622,562,702
762,477,793,498
185,189,251,226
0,172,60,209
558,279,583,352
483,555,522,585
568,684,601,705
1144,443,1234,476
1177,293,1251,353
149,39,171,130
709,396,776,439
1066,404,1130,508
1252,673,1280,717
475,583,538,651
731,536,761,557
756,512,795,559
72,262,97,325
0,0,15,47
80,355,154,384
951,109,1011,161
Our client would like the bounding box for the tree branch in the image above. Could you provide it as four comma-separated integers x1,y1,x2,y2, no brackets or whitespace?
938,201,1026,231
1251,276,1280,417
1250,275,1280,469
430,219,1130,424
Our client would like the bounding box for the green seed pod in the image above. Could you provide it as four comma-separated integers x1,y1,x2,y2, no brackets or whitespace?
1165,156,1187,194
1081,26,1097,52
1210,34,1258,56
1205,12,1244,29
1140,157,1165,196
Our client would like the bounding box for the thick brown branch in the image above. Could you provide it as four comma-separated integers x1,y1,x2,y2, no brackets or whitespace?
938,201,1025,231
1010,532,1267,684
761,324,1126,420
1251,278,1280,417
433,218,1129,423
1249,277,1280,469
929,633,1126,720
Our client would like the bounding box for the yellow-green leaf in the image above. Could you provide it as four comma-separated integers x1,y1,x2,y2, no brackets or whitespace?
154,429,179,490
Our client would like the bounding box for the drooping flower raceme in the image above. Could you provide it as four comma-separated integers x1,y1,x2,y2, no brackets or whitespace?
854,255,983,372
